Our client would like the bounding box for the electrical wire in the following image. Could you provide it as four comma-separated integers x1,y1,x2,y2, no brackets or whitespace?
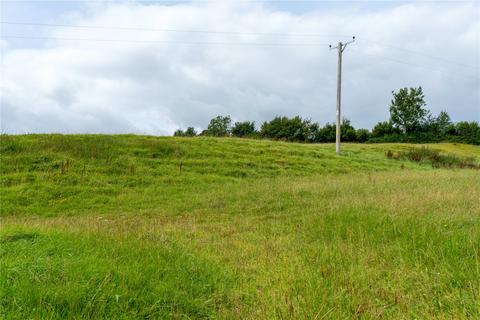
0,35,332,47
0,21,348,38
358,39,479,69
2,21,476,69
350,48,480,80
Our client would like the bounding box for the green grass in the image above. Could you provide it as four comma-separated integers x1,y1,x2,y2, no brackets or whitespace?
1,134,479,319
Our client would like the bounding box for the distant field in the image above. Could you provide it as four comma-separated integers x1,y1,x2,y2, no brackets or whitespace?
1,135,479,319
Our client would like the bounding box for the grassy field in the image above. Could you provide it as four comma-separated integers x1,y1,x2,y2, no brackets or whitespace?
1,134,479,319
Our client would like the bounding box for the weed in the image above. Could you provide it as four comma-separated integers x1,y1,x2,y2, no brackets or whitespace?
1,231,38,243
387,146,479,169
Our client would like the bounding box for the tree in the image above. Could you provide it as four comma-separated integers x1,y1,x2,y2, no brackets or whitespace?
431,111,451,136
356,129,371,143
389,87,429,134
341,118,357,142
371,121,397,138
231,121,256,137
315,122,336,142
205,115,232,137
260,116,316,142
184,127,197,137
454,121,480,145
173,129,185,137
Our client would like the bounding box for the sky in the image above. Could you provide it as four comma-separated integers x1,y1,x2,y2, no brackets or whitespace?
1,0,479,135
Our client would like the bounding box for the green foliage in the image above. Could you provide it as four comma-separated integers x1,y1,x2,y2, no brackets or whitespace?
172,88,477,145
390,87,429,133
340,118,357,142
173,129,185,137
356,128,371,143
184,127,197,137
453,121,480,145
260,116,316,142
205,115,232,137
372,121,398,138
431,111,452,136
314,122,336,142
231,121,256,137
385,146,479,169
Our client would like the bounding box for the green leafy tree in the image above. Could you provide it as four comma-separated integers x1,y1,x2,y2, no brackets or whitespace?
184,127,197,137
432,111,452,136
371,121,395,137
356,128,371,143
205,115,232,137
454,121,480,145
231,121,256,137
173,129,185,137
390,87,429,133
314,123,336,142
341,118,357,142
260,116,316,142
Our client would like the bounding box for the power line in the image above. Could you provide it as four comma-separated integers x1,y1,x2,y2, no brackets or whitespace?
359,39,479,69
2,21,476,69
0,21,347,38
350,48,480,80
0,35,330,47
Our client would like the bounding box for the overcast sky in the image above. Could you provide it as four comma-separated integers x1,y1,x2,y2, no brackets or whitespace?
1,0,479,135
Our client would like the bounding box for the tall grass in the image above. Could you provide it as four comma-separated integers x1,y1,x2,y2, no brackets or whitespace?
386,146,479,169
1,135,479,319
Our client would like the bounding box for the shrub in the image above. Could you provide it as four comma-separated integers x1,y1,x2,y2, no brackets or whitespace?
356,129,371,143
260,116,316,142
454,121,480,145
231,121,256,137
184,127,197,137
173,129,185,137
386,147,479,169
341,119,357,142
314,123,336,143
371,121,398,138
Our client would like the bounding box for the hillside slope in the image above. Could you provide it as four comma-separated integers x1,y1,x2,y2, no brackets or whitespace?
1,134,478,216
1,135,479,319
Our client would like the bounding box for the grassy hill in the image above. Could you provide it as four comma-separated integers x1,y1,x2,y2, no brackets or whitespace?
1,135,479,319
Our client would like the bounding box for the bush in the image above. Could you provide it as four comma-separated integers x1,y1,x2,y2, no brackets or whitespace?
184,127,197,137
371,121,398,138
314,123,336,143
356,129,371,143
341,119,357,142
174,127,197,137
260,116,316,142
453,121,480,145
385,147,479,169
231,121,256,137
173,129,185,137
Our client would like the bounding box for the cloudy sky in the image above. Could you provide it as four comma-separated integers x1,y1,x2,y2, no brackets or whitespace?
1,0,479,135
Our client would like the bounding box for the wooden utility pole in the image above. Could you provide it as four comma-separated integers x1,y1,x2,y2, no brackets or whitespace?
335,41,343,156
330,36,355,156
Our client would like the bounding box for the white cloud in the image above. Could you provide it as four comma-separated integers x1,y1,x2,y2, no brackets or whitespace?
1,1,479,134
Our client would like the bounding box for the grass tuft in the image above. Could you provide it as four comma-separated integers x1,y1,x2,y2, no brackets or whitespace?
386,146,479,169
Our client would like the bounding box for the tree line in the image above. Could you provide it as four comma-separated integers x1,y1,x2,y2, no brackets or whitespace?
174,87,480,145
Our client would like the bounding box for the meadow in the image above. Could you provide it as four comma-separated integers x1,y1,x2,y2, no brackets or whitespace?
1,134,479,319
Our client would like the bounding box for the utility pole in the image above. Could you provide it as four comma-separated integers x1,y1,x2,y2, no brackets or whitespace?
330,36,355,156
